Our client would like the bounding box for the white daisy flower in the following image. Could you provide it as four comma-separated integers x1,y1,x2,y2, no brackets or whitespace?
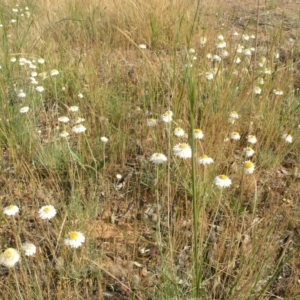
247,135,257,144
72,124,86,133
235,57,241,64
244,161,255,174
36,86,44,93
150,153,167,164
37,58,45,64
69,106,79,112
139,44,147,49
50,69,59,76
38,205,57,220
161,111,173,123
282,133,292,143
188,48,195,54
236,44,244,53
18,90,26,98
212,55,221,62
146,118,157,127
10,57,17,63
198,154,214,166
20,106,29,114
243,49,252,56
59,130,70,138
214,175,232,188
273,89,284,96
3,205,19,216
230,111,239,119
253,86,262,95
217,34,224,41
100,136,108,143
116,174,122,180
194,129,204,139
31,71,38,77
243,147,255,157
78,93,84,98
174,127,185,137
74,117,85,124
173,143,192,158
216,41,226,49
64,231,85,249
21,242,36,256
0,248,20,268
206,71,214,80
230,132,241,141
58,116,70,123
242,34,250,41
264,68,271,75
200,37,207,45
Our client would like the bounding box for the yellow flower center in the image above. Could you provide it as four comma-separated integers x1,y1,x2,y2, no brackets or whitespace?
69,232,79,240
244,161,253,169
4,249,13,258
201,155,208,159
220,175,228,180
246,147,252,151
194,129,202,133
43,207,51,213
8,205,14,210
180,143,188,149
155,153,162,157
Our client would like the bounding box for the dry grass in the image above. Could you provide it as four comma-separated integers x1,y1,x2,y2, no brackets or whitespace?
0,0,300,299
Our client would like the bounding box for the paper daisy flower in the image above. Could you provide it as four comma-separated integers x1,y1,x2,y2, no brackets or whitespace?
58,116,70,123
243,147,255,157
200,37,207,45
174,127,185,137
230,132,241,141
216,41,226,49
37,58,45,64
72,124,86,134
244,49,252,56
273,89,284,95
161,111,173,123
74,117,85,124
64,231,85,249
228,111,239,124
69,106,79,112
18,90,26,98
3,205,19,216
0,248,20,268
244,161,255,174
194,129,204,139
173,143,192,158
214,175,232,188
100,136,108,143
206,71,214,80
150,153,167,164
38,205,57,220
21,242,36,256
146,118,157,127
253,86,261,94
59,130,70,138
36,86,44,93
198,154,214,166
247,135,257,144
282,133,293,143
20,106,29,113
50,69,59,76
